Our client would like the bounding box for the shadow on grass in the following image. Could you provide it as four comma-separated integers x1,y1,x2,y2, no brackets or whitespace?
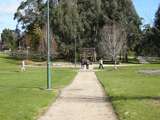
149,62,160,64
0,55,20,65
43,95,160,103
59,96,107,103
0,85,47,91
0,84,61,91
109,96,160,101
121,58,140,64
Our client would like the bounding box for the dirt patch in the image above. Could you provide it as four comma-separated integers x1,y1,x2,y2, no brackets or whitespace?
148,100,160,107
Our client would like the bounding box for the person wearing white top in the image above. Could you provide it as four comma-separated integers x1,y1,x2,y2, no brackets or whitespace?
21,60,26,71
99,58,104,69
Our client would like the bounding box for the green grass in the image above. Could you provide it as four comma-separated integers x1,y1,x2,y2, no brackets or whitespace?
96,64,160,120
0,53,76,120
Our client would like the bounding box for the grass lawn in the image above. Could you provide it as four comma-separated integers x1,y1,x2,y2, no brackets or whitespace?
0,54,77,120
96,64,160,120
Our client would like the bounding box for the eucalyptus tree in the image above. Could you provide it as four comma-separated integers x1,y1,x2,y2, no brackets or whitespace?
13,0,141,61
14,0,45,50
14,0,58,53
155,5,160,30
153,5,160,56
76,0,102,48
51,0,82,60
138,5,160,57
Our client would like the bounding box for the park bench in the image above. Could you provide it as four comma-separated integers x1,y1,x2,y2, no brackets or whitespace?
103,60,120,64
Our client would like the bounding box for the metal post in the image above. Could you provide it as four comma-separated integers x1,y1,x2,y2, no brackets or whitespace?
74,36,77,68
47,0,52,89
27,46,30,60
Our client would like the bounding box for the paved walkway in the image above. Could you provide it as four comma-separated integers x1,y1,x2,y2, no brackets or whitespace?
38,70,118,120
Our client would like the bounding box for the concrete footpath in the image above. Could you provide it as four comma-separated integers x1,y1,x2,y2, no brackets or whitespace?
38,70,118,120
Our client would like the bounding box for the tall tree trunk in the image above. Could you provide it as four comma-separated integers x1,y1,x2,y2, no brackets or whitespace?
124,52,128,63
120,51,122,61
114,59,117,70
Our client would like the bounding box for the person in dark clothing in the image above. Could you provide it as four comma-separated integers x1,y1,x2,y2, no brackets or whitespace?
81,58,85,69
86,59,90,69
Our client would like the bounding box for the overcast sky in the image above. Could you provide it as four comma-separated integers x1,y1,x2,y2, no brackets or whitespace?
0,0,160,33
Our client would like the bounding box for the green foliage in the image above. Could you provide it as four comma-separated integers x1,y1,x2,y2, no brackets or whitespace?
155,5,160,29
137,4,160,57
1,29,17,50
14,0,45,29
14,0,141,60
153,5,160,56
14,0,47,51
27,23,43,51
51,0,82,60
137,25,156,56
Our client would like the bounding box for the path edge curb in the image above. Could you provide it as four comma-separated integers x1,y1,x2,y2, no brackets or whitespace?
36,70,79,120
94,71,120,120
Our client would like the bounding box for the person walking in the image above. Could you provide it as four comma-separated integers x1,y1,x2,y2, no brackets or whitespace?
99,58,104,69
21,60,26,72
81,58,85,69
86,59,90,69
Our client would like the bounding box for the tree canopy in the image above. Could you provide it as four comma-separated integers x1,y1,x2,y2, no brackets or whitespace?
1,29,17,50
13,0,141,60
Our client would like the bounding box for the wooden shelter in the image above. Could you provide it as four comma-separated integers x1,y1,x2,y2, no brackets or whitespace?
80,48,97,62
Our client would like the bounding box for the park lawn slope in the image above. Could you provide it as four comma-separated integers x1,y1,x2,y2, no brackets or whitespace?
0,54,77,120
96,64,160,120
